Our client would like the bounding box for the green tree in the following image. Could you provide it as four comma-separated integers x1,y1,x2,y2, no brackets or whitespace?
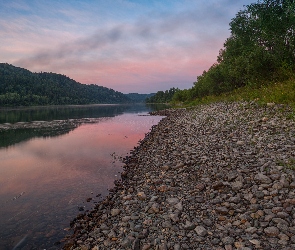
173,0,295,104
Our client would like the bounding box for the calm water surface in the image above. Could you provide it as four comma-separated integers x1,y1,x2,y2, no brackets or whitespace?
0,104,165,250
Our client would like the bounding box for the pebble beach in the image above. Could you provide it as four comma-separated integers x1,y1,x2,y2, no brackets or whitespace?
64,102,295,250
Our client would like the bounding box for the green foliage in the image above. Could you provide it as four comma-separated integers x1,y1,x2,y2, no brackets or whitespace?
173,0,295,104
146,87,180,103
0,63,131,106
180,78,295,110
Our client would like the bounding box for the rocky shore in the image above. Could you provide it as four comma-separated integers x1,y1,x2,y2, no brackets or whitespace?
64,102,295,250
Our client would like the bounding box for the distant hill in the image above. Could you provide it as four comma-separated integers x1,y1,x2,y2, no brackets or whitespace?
124,93,155,103
0,63,131,106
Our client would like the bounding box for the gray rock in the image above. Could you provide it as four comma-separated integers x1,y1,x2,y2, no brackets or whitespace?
174,202,183,211
255,173,272,184
169,213,180,222
166,197,180,205
222,236,235,245
232,181,243,191
183,221,196,230
194,226,207,236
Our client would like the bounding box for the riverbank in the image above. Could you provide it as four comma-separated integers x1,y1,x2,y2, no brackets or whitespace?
64,101,295,250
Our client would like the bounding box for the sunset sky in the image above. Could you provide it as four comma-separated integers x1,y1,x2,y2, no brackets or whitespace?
0,0,254,93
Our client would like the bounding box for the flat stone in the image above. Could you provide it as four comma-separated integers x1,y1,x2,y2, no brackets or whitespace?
245,227,257,234
255,173,272,184
264,226,280,237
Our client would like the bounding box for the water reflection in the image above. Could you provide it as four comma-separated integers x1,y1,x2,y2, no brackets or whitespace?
0,103,167,124
0,104,165,249
0,104,168,149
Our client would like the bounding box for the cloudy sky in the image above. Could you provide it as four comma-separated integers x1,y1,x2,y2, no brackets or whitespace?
0,0,254,93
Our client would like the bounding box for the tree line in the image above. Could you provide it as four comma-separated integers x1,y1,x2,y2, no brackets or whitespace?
170,0,295,103
145,87,180,103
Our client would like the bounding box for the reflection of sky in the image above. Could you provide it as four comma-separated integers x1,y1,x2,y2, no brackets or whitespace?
0,113,163,248
0,113,161,196
0,0,254,93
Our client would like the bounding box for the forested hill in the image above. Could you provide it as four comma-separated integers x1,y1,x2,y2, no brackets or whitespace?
0,63,131,106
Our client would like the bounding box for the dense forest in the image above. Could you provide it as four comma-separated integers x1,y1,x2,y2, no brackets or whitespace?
0,63,132,106
145,87,180,103
171,0,295,103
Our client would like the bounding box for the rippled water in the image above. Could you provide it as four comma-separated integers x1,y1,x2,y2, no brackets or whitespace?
0,104,165,250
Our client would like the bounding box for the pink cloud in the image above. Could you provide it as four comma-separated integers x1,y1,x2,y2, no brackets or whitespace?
1,0,252,93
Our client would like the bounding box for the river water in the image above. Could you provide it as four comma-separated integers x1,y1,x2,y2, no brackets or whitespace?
0,104,165,250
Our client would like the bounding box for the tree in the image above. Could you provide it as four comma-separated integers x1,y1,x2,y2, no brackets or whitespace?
172,0,295,103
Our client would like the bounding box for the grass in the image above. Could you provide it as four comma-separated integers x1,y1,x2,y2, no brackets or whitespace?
178,78,295,111
277,158,295,170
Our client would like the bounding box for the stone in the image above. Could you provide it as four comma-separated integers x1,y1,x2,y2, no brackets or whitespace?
183,221,196,230
174,202,183,211
111,209,121,216
245,227,257,234
194,226,207,236
137,192,147,200
203,219,213,226
169,213,180,222
249,239,261,247
195,183,205,191
212,181,225,190
255,173,272,184
121,237,132,247
264,226,280,237
166,197,180,205
216,207,229,215
232,181,243,191
174,244,181,250
149,203,160,213
142,243,151,250
222,236,235,245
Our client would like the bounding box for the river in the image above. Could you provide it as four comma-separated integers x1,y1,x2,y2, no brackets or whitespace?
0,104,166,250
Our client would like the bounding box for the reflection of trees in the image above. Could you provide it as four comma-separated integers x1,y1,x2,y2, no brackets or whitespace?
0,118,112,148
0,123,76,148
0,105,127,124
0,103,168,148
0,104,169,124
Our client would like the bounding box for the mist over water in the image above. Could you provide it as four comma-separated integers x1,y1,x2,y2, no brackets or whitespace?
0,104,166,249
